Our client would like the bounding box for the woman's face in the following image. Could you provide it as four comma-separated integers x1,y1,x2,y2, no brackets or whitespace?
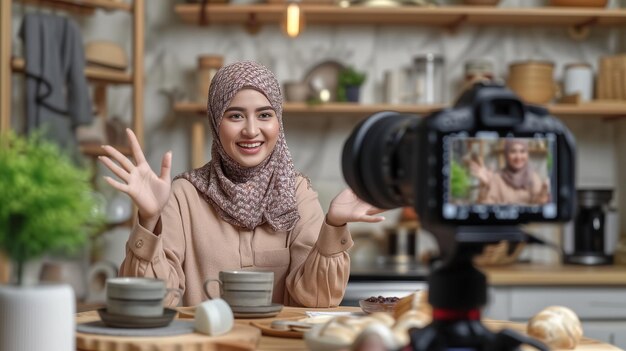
219,89,280,168
506,142,529,171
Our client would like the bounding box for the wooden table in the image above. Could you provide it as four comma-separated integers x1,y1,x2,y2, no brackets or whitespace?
76,306,621,351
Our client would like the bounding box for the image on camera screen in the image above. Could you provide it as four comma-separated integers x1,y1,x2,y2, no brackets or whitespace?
442,132,557,221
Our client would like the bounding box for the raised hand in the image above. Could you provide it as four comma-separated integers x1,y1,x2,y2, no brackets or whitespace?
468,156,491,185
98,129,172,231
326,188,385,227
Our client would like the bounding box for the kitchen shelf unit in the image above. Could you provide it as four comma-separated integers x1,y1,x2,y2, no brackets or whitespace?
173,4,626,168
11,57,133,85
174,101,626,168
174,4,626,31
1,0,145,147
175,101,626,117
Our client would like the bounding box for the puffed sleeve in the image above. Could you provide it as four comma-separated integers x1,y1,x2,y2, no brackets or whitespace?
284,178,354,307
118,180,188,306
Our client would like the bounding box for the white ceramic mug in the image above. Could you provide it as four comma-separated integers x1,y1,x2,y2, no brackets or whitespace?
106,277,182,317
204,270,274,307
194,298,234,336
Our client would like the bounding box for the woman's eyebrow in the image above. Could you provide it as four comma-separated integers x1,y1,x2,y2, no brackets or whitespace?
224,106,274,113
224,107,245,113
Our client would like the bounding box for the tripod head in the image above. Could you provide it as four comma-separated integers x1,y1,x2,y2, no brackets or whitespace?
406,227,549,351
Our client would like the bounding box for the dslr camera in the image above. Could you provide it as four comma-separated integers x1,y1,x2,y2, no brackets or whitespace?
343,82,576,253
342,83,577,351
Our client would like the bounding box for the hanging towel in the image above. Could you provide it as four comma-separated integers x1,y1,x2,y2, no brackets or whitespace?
19,13,93,152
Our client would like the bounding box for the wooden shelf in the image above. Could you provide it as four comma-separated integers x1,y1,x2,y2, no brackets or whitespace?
173,101,626,118
18,0,132,14
484,264,626,286
80,143,131,157
175,4,626,28
11,58,133,85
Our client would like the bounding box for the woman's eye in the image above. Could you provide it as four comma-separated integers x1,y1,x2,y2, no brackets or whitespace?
228,113,244,120
259,112,273,119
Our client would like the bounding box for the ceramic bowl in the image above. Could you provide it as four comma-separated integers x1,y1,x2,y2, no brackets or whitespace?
359,299,398,314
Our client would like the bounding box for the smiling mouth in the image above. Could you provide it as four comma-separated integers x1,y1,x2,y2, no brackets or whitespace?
237,142,263,149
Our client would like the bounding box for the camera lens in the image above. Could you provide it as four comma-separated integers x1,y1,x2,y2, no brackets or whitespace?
342,111,417,209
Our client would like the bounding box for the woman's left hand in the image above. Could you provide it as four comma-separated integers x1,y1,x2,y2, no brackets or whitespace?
326,189,386,227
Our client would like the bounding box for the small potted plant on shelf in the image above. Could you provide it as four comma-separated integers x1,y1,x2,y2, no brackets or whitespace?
0,131,103,351
337,66,367,103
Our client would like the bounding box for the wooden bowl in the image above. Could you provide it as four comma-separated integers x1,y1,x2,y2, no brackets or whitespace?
85,41,128,70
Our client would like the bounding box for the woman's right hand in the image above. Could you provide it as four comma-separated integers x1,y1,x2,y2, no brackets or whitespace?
468,156,491,185
99,128,172,231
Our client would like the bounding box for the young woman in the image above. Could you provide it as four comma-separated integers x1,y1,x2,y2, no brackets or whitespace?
469,139,550,205
99,61,384,307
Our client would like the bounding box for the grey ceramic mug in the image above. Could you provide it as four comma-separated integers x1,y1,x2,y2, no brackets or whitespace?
204,271,274,307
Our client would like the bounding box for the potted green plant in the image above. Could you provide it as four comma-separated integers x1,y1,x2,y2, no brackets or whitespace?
337,66,367,103
0,131,102,350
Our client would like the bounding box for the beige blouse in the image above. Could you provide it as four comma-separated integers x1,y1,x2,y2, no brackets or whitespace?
119,176,353,308
479,171,545,205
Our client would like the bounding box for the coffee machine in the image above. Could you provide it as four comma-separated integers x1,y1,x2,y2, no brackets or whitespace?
564,189,616,265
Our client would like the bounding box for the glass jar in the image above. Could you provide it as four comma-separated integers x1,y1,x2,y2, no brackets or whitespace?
564,62,593,102
197,55,223,104
414,54,445,104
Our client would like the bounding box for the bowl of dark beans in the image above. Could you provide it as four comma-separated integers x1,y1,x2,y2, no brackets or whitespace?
359,296,400,314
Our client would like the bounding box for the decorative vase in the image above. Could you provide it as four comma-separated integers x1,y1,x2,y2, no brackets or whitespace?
0,284,75,351
346,85,361,103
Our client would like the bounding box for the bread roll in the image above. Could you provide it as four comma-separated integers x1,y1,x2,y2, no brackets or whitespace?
527,306,583,349
394,290,431,320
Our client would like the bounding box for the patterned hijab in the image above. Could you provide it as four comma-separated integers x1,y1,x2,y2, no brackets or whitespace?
500,139,533,190
176,61,300,231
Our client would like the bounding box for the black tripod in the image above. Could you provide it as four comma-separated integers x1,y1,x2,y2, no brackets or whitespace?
406,227,549,351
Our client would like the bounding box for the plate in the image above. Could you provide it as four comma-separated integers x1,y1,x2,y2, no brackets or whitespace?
233,310,281,319
303,60,345,102
250,319,307,339
231,303,283,314
97,308,177,328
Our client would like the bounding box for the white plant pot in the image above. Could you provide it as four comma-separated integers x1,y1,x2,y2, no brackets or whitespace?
0,284,75,351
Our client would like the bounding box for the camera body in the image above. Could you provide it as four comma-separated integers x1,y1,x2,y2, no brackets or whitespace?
343,83,576,237
342,82,573,351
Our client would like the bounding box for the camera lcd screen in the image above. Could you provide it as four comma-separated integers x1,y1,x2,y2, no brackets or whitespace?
441,132,558,222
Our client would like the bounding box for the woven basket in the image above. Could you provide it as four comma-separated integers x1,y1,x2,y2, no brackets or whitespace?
473,241,526,266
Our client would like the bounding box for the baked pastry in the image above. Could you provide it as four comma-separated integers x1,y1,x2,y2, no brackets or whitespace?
394,290,431,320
527,306,583,349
